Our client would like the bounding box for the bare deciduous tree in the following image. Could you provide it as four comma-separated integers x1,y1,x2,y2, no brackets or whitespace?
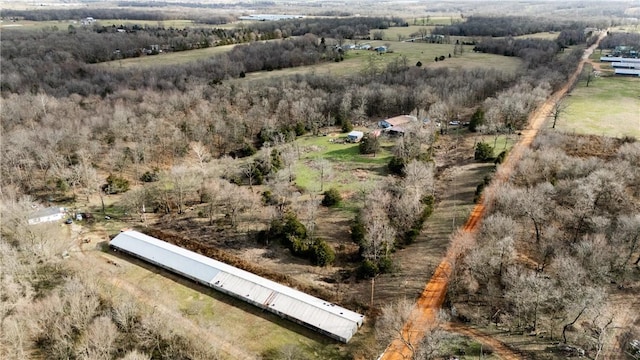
377,298,450,360
549,99,568,129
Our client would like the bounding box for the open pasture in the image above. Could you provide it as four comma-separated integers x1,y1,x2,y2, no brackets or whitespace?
556,76,640,139
95,43,240,70
245,41,522,81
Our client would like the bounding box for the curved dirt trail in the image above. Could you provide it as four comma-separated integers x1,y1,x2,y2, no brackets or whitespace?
379,32,607,360
443,323,522,360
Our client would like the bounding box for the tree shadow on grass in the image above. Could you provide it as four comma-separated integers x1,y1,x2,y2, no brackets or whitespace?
324,146,390,165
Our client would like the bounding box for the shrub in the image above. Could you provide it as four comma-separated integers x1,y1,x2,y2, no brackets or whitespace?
341,119,353,133
388,156,406,175
261,190,278,206
321,188,342,207
140,171,159,182
237,142,257,157
377,257,394,274
311,240,335,266
294,122,306,136
494,150,508,164
469,108,485,132
621,135,636,144
102,174,130,194
359,133,380,155
351,213,365,245
357,260,378,279
474,142,494,161
474,174,492,203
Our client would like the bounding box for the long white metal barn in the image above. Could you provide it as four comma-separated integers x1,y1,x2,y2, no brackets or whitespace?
110,230,364,342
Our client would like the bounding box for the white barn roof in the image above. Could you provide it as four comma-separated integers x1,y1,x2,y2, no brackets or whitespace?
110,230,364,342
600,56,640,63
614,68,640,76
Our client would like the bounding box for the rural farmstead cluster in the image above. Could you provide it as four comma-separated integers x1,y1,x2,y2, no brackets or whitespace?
2,1,639,359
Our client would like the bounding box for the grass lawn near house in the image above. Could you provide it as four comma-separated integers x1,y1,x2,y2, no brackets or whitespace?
292,132,393,196
555,76,640,139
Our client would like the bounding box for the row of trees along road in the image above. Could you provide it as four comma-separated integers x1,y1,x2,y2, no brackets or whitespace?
448,132,640,357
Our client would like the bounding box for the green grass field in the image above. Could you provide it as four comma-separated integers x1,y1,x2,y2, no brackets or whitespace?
514,31,559,40
292,132,392,195
95,43,240,70
244,43,522,81
556,76,640,139
118,253,348,359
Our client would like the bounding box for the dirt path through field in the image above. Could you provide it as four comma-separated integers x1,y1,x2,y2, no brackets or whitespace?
379,31,607,360
443,323,523,360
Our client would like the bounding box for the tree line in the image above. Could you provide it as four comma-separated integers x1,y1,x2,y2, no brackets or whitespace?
598,31,640,50
432,16,598,37
1,8,206,22
448,132,640,356
245,16,408,39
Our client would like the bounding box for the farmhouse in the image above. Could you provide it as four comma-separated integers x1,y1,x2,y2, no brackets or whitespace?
378,115,417,129
378,115,417,135
110,230,365,343
28,206,66,225
346,130,364,143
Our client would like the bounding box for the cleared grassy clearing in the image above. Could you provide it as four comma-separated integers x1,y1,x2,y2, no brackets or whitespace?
513,31,559,40
557,76,640,138
0,19,73,30
95,43,239,70
293,133,392,195
245,44,522,81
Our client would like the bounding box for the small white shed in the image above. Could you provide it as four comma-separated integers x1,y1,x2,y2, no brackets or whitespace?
346,131,364,143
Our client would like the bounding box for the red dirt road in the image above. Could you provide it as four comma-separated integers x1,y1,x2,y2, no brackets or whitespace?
379,32,607,360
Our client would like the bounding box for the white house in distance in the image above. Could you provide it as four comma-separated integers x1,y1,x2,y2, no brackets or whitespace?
28,207,66,225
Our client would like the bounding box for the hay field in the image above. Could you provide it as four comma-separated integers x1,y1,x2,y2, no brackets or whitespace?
556,76,640,139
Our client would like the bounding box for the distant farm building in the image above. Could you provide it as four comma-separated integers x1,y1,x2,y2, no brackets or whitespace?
110,231,364,343
600,56,640,76
378,115,417,135
346,131,364,143
28,207,66,225
81,17,95,25
238,14,304,21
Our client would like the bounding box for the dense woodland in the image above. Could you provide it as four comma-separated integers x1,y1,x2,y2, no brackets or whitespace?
1,10,638,359
448,132,640,357
432,16,597,37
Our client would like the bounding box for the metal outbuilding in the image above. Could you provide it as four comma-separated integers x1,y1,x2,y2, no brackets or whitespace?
28,206,66,225
110,230,364,343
